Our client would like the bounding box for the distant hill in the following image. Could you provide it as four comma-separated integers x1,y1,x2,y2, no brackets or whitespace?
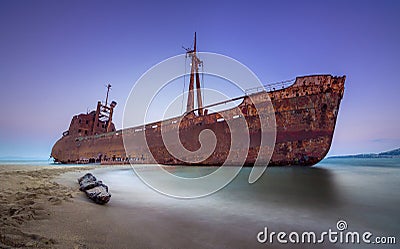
329,148,400,159
379,148,400,157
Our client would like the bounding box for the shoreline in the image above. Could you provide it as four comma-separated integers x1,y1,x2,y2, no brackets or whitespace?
1,165,282,249
1,161,399,248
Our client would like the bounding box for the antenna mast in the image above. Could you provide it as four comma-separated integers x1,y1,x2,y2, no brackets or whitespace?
105,84,112,106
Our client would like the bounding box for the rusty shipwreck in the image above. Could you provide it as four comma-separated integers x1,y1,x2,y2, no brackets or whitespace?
51,34,345,166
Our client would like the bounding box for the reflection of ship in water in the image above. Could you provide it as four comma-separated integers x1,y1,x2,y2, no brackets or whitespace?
51,33,345,166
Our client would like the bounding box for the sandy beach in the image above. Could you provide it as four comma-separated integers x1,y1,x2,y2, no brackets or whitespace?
0,165,99,248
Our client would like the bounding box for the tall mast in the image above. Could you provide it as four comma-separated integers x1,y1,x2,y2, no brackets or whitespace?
186,32,203,115
186,34,195,113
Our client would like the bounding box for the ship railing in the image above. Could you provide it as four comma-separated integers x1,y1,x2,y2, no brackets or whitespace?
245,78,295,95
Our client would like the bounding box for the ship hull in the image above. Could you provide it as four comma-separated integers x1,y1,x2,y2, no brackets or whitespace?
51,75,345,166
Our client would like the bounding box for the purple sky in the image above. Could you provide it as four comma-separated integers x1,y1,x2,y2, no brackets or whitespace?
0,0,399,158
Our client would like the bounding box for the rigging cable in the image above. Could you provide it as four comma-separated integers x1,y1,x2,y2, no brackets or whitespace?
181,55,187,114
201,61,205,106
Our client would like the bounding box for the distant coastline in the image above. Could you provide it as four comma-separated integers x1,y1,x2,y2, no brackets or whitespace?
329,148,400,159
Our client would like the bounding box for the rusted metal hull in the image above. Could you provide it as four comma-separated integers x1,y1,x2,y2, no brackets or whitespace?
51,75,345,166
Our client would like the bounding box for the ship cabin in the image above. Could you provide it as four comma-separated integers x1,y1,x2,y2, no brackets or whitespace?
62,84,117,138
